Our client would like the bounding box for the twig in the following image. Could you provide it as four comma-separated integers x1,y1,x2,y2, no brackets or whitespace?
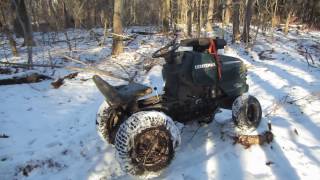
305,48,315,64
188,125,202,143
287,95,309,104
265,94,289,118
297,47,319,68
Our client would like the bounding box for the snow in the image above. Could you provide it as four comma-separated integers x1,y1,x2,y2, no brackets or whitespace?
1,26,320,180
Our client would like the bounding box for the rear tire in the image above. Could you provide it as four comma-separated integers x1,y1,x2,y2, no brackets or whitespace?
115,111,180,175
232,94,262,130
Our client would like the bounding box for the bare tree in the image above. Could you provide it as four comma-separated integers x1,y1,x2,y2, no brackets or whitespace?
171,0,178,32
206,0,215,31
224,0,232,25
284,0,294,35
187,0,193,37
271,0,278,29
112,0,124,55
196,0,202,37
232,0,240,42
242,0,255,44
12,0,34,66
162,0,170,32
0,1,19,56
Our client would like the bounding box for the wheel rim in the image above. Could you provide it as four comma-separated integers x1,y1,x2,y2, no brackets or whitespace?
132,126,173,172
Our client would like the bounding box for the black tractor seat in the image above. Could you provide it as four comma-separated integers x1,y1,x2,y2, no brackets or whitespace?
93,75,152,106
115,83,152,100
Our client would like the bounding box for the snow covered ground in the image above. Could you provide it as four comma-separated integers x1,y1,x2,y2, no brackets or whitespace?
1,27,320,180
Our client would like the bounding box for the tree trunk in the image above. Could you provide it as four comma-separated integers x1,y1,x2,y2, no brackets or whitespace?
171,0,178,32
206,0,214,31
162,0,170,32
271,0,278,29
224,0,232,25
62,1,73,28
284,0,294,35
232,0,240,42
12,0,35,47
284,10,293,35
196,0,201,37
242,0,254,43
0,6,19,56
187,0,193,37
12,0,33,66
112,0,123,55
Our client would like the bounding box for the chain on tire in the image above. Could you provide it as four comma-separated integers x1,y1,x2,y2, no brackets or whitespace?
97,102,122,144
115,111,181,175
232,94,262,131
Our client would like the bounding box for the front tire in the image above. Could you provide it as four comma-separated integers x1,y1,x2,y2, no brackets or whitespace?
97,102,122,144
115,111,181,175
232,94,262,130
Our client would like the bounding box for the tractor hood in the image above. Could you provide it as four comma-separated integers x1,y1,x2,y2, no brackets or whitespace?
218,55,249,96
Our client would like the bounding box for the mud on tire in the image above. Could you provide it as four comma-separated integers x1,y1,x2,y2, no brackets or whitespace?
97,102,122,144
232,94,262,130
115,111,181,175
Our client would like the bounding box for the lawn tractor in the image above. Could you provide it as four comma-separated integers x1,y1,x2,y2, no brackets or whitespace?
93,37,262,175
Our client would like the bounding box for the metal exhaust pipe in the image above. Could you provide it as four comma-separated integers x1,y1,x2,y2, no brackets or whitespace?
92,75,125,106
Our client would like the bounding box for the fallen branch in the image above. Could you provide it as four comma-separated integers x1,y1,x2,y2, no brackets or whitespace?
61,55,88,66
0,61,62,68
51,72,79,89
125,34,138,46
0,134,9,138
131,30,158,35
258,49,275,60
110,32,135,40
0,73,52,85
0,62,130,81
0,67,12,74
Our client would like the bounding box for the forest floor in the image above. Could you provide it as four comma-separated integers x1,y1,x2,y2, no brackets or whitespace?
1,26,320,180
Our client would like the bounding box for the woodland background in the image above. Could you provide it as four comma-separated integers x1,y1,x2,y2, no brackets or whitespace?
1,0,320,62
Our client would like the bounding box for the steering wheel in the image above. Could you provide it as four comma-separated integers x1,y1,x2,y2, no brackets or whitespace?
152,37,179,58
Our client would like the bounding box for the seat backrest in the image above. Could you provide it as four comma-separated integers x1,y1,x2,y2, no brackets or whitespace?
180,38,226,52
